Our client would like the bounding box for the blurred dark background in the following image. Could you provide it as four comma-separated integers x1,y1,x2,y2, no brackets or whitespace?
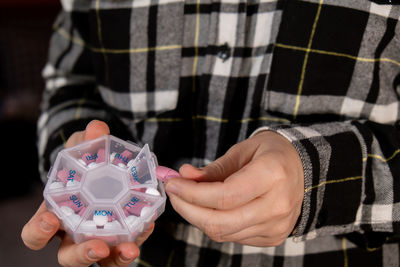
0,0,62,265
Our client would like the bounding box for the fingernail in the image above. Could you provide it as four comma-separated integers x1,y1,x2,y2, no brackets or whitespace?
40,220,54,232
119,253,133,262
165,182,179,195
87,250,100,260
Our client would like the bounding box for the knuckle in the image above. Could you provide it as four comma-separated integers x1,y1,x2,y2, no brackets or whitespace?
270,160,287,181
210,161,226,177
217,186,237,210
273,221,292,237
272,199,293,218
228,143,241,154
202,220,224,242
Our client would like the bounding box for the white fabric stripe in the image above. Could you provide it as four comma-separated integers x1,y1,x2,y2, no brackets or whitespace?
38,127,48,156
371,204,393,223
253,12,274,47
293,127,321,139
220,242,235,255
213,13,237,76
369,2,392,18
340,97,365,118
250,55,265,77
154,90,179,111
220,0,277,3
283,238,305,256
242,245,276,255
187,225,204,247
370,102,398,124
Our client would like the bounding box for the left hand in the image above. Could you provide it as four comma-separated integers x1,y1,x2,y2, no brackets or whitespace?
165,131,304,247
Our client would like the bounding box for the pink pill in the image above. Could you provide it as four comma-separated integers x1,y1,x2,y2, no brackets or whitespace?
155,166,180,182
108,212,118,222
57,169,69,184
96,148,105,164
73,174,82,182
66,169,80,182
132,188,146,193
113,150,133,165
78,206,87,216
59,195,85,213
130,179,141,186
123,198,149,217
82,152,97,165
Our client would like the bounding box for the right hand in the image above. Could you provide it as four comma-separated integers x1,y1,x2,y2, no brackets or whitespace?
21,120,154,267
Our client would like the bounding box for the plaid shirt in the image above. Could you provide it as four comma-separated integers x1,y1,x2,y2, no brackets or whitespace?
39,0,400,266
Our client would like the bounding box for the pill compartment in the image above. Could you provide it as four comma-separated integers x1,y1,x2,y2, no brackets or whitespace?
109,136,141,169
75,206,127,245
45,191,90,231
45,154,85,191
128,144,157,187
64,136,108,169
119,191,164,232
43,135,167,245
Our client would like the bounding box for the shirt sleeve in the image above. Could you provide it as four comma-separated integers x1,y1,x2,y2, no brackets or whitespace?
37,8,129,183
252,119,400,249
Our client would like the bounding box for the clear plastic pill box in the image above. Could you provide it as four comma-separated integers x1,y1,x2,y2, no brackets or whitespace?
43,135,166,245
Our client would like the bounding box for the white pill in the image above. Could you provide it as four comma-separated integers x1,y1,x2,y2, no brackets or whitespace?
104,220,122,230
125,215,138,227
145,187,160,196
93,213,108,227
118,163,127,168
140,207,152,218
66,180,79,187
110,152,116,162
125,216,143,231
87,162,96,168
49,182,64,189
68,214,81,225
60,206,74,217
127,159,135,168
80,220,97,230
78,159,87,166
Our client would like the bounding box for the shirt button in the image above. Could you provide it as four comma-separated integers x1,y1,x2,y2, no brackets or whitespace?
217,42,231,62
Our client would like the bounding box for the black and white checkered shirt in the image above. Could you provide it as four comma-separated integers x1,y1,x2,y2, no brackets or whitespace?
39,0,400,266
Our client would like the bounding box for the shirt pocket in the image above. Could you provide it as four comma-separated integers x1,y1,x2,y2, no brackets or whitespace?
87,0,184,121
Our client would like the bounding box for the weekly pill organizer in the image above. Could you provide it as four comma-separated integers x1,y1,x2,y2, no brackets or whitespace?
43,135,166,245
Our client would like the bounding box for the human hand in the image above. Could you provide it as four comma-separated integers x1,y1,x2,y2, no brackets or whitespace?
165,131,304,247
21,120,154,267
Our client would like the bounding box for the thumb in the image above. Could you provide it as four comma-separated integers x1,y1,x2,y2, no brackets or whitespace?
180,141,256,182
84,120,110,141
65,120,110,148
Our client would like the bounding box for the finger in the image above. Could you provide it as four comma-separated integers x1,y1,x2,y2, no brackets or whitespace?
65,120,110,148
98,223,154,267
84,120,110,141
180,139,258,182
156,166,180,182
98,242,139,267
135,223,155,246
166,157,274,210
58,235,110,267
21,202,60,250
168,193,269,240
